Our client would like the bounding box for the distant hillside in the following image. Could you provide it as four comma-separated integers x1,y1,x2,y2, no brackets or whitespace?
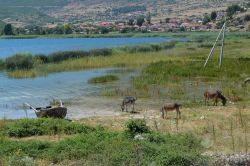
0,0,69,6
0,20,5,32
0,0,247,26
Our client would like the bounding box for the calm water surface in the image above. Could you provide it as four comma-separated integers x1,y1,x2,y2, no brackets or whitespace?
0,68,135,119
0,37,175,58
0,37,179,119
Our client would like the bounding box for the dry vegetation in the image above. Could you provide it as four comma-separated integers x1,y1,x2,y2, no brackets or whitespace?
80,105,250,154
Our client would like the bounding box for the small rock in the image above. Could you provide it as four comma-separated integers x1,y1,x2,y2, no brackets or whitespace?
134,134,144,140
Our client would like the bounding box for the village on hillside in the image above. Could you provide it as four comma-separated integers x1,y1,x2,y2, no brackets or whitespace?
1,3,250,35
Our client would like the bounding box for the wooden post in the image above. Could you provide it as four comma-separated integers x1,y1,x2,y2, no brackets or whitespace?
204,22,225,67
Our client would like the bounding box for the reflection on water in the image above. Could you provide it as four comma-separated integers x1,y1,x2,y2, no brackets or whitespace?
0,68,134,119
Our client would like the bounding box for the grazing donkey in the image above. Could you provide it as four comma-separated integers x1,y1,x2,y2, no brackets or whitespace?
204,90,227,106
161,102,181,119
120,96,137,112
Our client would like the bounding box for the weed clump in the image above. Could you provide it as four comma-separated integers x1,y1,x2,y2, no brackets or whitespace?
5,53,34,70
125,119,151,137
88,75,119,84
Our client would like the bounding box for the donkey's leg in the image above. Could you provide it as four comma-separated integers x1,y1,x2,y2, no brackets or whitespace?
177,108,181,119
206,98,210,106
215,98,218,106
204,97,207,105
165,110,168,119
161,108,165,119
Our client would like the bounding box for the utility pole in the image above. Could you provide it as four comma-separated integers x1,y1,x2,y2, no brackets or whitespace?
204,17,226,68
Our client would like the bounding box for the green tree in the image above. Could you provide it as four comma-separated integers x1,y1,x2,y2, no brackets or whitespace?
244,14,250,21
165,18,170,23
136,16,145,26
202,15,211,25
99,27,109,34
146,12,151,24
3,24,14,35
226,4,244,18
128,19,134,26
64,24,72,34
210,11,217,21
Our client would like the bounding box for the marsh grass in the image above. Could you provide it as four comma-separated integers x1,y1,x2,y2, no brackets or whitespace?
88,75,119,84
8,70,48,78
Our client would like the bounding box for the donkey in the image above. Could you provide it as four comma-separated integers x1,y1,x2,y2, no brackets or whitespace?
161,102,181,119
120,96,137,112
204,90,227,106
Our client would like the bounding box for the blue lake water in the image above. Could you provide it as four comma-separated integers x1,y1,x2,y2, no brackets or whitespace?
0,37,175,58
0,37,179,119
0,68,131,119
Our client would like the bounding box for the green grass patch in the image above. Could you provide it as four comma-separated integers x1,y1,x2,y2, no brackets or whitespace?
133,58,250,88
0,119,207,165
88,75,119,84
3,118,95,137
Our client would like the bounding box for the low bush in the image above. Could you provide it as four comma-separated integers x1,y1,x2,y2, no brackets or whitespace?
5,53,34,70
47,51,90,63
5,118,95,137
46,48,112,63
35,54,49,63
89,48,113,56
125,119,151,137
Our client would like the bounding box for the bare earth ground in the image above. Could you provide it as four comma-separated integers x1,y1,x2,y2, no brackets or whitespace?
64,96,250,154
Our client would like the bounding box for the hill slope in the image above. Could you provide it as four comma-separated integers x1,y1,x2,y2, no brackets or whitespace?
0,0,247,26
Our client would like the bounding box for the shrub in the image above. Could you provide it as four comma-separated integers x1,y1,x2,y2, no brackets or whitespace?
35,54,49,63
5,54,34,70
244,14,250,22
47,48,112,63
89,48,113,56
5,118,95,137
126,119,150,137
48,51,90,63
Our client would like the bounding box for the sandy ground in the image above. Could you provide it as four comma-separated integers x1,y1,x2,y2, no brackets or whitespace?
66,96,164,120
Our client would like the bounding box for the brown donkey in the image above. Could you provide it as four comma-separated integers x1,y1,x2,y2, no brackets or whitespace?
204,90,227,106
161,102,181,119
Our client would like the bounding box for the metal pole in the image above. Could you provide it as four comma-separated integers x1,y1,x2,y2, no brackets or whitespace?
219,19,226,68
204,22,226,67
